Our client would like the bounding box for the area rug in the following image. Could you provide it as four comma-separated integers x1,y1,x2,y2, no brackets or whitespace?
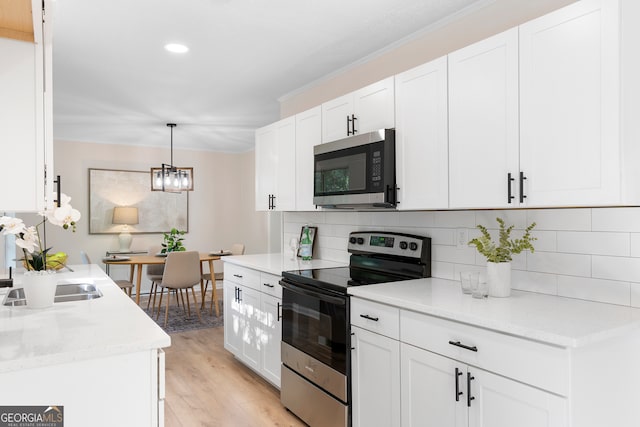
143,301,224,334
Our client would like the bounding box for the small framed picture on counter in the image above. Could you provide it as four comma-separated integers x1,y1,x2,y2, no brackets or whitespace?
297,226,318,258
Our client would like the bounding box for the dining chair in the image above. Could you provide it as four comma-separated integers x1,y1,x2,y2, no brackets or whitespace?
201,243,245,315
145,246,165,312
156,251,202,328
80,251,134,296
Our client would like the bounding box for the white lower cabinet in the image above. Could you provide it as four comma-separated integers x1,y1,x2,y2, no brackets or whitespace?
351,326,400,427
223,263,282,388
351,296,568,427
401,343,566,427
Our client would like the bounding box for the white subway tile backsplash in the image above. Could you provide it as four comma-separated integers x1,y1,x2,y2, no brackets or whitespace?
632,234,640,258
284,207,640,307
557,231,630,256
630,283,640,308
557,276,630,306
592,256,640,283
592,207,640,232
475,210,528,229
369,212,400,227
432,245,476,264
527,251,591,277
530,230,557,252
435,210,475,228
526,208,591,231
511,270,557,295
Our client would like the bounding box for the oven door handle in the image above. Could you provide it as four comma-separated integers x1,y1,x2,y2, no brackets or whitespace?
280,281,347,306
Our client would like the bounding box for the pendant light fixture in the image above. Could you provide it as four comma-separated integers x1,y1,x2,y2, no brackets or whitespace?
150,123,194,192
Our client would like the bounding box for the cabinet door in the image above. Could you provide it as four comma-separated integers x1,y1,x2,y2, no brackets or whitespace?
448,28,519,209
401,343,467,427
0,12,47,212
353,76,395,135
468,368,567,427
322,92,353,143
274,117,296,211
254,124,277,211
295,106,321,211
352,326,400,427
395,57,449,210
239,285,261,370
519,0,620,206
223,281,242,355
260,293,282,387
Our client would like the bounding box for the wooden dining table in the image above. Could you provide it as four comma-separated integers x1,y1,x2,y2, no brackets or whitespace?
103,252,221,315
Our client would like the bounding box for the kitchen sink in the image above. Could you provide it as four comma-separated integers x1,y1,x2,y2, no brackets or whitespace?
2,283,103,307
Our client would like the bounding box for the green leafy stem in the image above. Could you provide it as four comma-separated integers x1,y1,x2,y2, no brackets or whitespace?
468,218,536,263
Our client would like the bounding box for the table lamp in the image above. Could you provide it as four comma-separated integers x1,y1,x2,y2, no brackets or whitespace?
112,206,139,252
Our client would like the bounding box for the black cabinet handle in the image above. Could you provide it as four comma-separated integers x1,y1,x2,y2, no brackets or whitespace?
263,283,275,288
234,286,238,302
359,314,379,322
347,116,352,136
351,114,358,134
448,340,478,352
277,302,282,321
519,172,527,203
233,274,243,279
53,175,62,207
237,288,242,303
455,368,463,402
467,372,475,407
507,173,515,204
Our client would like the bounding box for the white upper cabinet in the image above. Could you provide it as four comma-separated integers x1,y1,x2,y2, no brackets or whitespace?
322,77,395,143
395,56,449,210
255,117,296,211
295,106,321,211
519,0,620,206
448,28,519,209
0,0,53,212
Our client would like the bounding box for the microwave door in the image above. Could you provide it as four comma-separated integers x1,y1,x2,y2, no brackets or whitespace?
316,154,367,195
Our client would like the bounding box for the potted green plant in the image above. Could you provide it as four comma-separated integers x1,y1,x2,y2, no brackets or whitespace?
161,228,186,254
468,218,536,297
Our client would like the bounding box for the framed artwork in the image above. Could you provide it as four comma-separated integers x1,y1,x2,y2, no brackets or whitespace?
297,226,318,257
88,168,189,234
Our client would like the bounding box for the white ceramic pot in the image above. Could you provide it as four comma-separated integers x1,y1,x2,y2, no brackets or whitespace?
22,270,57,309
486,261,511,297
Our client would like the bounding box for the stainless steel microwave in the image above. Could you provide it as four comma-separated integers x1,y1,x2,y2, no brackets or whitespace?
313,129,396,209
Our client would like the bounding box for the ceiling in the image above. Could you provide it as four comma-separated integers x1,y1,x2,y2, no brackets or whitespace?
52,0,483,153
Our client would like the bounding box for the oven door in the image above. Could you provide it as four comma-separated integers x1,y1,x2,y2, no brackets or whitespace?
280,279,349,375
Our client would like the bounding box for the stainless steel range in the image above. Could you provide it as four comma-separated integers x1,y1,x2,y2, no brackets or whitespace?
279,231,431,427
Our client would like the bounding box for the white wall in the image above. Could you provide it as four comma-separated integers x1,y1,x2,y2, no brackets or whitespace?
1,139,268,293
285,209,640,307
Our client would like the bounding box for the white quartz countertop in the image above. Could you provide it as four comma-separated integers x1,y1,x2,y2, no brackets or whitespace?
0,265,171,373
348,278,640,348
222,253,345,275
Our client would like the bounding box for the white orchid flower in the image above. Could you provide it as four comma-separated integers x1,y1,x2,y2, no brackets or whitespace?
0,216,27,236
48,203,81,229
15,225,39,253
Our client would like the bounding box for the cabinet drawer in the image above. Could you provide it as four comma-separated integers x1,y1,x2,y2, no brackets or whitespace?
400,310,569,396
351,298,400,340
260,273,282,298
224,264,260,290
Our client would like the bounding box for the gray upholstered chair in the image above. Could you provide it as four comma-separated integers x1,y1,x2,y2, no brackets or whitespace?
201,243,245,314
145,246,165,312
80,250,134,296
156,251,202,328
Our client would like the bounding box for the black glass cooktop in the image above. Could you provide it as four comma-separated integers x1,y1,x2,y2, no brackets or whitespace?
281,266,411,294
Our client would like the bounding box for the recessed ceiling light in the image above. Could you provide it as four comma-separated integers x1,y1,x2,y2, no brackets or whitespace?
164,43,189,53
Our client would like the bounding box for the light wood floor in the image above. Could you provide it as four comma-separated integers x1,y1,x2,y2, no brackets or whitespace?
163,327,307,427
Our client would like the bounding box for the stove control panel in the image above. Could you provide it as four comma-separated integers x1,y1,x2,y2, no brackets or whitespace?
348,231,431,263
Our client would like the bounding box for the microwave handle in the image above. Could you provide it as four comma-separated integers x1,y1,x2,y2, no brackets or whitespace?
386,184,397,205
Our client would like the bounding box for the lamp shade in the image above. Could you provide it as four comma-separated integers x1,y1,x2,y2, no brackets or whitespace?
112,207,139,225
